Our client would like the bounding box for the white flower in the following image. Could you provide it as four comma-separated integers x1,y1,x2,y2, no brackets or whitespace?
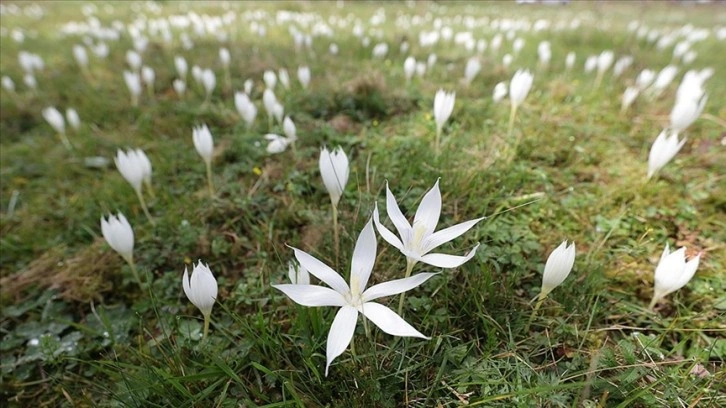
174,56,188,79
182,261,218,318
283,116,297,141
319,146,349,207
669,94,707,133
66,108,80,131
433,89,455,134
613,56,633,78
650,244,700,309
264,133,290,154
596,50,614,75
219,47,230,67
373,180,483,269
23,74,36,90
278,68,290,89
272,102,284,124
427,53,437,68
502,54,513,69
263,88,278,119
273,219,434,376
297,65,310,89
463,57,480,85
115,148,146,193
234,92,257,126
101,212,134,263
493,82,508,103
621,86,640,112
537,41,551,67
202,69,216,98
647,130,686,179
509,69,533,108
125,50,142,71
635,69,655,91
565,52,576,70
42,107,65,134
191,65,202,85
584,55,597,73
263,70,277,89
288,262,309,285
540,241,576,298
1,76,15,92
135,148,152,188
244,79,254,94
123,70,141,104
649,65,678,97
73,45,88,68
192,124,214,165
513,38,525,54
173,79,186,96
141,66,155,87
404,56,416,81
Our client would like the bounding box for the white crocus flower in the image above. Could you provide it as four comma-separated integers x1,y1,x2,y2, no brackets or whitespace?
649,244,700,309
669,94,707,134
125,50,142,71
244,79,254,95
43,106,72,150
66,108,80,131
263,70,277,89
374,180,482,273
1,76,15,93
463,57,480,85
173,79,186,97
283,116,297,142
182,261,218,338
621,86,640,113
273,219,434,376
508,69,533,136
539,241,576,299
235,92,257,127
174,55,188,80
297,65,310,89
123,70,142,107
319,146,349,208
101,212,140,284
262,88,278,128
404,56,416,82
141,65,155,98
193,124,215,196
493,82,508,103
565,52,576,71
202,69,216,101
278,68,290,89
433,89,455,153
73,45,89,69
115,148,153,222
647,130,686,179
264,133,290,154
635,69,655,91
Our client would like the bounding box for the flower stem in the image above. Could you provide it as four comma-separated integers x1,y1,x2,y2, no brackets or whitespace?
127,257,141,286
507,103,518,139
648,297,658,311
131,94,138,107
57,133,73,151
135,188,155,225
434,126,442,156
205,161,215,197
332,204,339,269
525,292,546,334
203,314,210,338
397,259,416,315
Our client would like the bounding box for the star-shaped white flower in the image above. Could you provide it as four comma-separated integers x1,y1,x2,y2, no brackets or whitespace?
373,180,483,269
273,219,435,376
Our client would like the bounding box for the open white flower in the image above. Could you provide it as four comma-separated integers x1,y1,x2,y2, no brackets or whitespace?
540,241,576,299
264,133,291,154
647,129,686,179
649,244,700,309
273,219,434,376
373,180,482,270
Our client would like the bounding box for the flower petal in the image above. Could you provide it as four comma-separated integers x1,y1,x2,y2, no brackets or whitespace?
326,306,358,376
361,302,428,339
350,218,377,295
292,247,349,295
422,217,484,254
385,182,412,241
363,273,437,302
420,243,479,268
413,180,441,237
273,284,347,307
373,204,404,250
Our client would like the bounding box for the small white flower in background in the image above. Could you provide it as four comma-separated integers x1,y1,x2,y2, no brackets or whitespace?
288,262,309,285
191,65,202,86
263,70,277,89
565,52,576,71
244,79,254,94
202,69,215,100
264,133,290,154
649,244,700,309
649,65,678,98
92,42,109,59
493,81,508,103
192,124,214,166
23,73,36,90
670,94,707,134
621,86,640,112
1,76,15,93
273,219,434,376
174,56,187,80
463,57,480,85
502,54,513,69
613,55,633,78
173,79,186,97
682,50,697,64
329,43,339,55
647,129,686,179
73,44,88,69
512,37,525,55
400,41,410,54
635,69,656,91
537,41,551,68
263,88,277,119
675,70,706,104
272,102,285,124
125,50,142,71
219,47,230,67
141,66,155,94
433,89,455,152
100,212,134,265
115,148,146,194
319,146,349,208
372,42,388,58
584,55,597,73
509,69,533,109
66,108,80,131
123,70,142,106
283,116,297,142
415,62,426,78
135,148,153,192
539,241,576,299
278,68,290,89
234,92,257,127
297,66,311,89
427,53,437,68
182,261,218,337
373,180,483,270
596,50,614,76
404,56,416,81
42,106,65,135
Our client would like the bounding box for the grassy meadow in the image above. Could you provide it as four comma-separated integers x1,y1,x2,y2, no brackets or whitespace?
0,1,724,406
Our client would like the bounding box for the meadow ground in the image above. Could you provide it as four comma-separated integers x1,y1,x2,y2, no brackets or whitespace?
0,1,724,407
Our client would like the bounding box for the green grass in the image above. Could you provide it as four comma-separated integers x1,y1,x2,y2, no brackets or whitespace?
1,1,724,407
